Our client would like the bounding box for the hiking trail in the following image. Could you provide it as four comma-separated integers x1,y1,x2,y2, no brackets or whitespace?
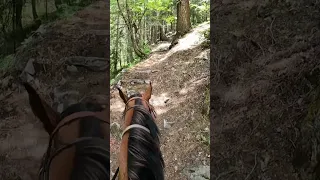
110,22,210,180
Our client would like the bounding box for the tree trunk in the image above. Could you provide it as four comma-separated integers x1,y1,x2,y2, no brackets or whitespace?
12,0,16,52
15,0,24,41
127,31,133,63
31,0,38,20
45,0,48,19
159,24,169,41
151,26,156,44
113,13,121,73
176,0,191,36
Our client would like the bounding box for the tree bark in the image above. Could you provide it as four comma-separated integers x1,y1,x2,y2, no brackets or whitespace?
31,0,38,20
113,13,121,73
126,28,133,63
176,0,191,36
159,23,169,41
15,0,24,42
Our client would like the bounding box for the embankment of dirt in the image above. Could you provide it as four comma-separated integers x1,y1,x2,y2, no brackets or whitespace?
211,1,320,180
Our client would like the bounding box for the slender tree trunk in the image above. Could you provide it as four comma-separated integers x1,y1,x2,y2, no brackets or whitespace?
176,0,191,36
45,0,48,19
126,28,133,63
12,0,16,52
15,0,24,41
151,26,156,44
159,23,169,41
143,15,147,44
31,0,38,20
114,13,121,73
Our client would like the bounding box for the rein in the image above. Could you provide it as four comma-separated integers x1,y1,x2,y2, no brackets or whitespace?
39,111,110,180
111,97,156,180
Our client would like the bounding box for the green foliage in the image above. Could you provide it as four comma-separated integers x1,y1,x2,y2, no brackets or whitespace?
164,15,175,24
0,54,15,71
203,28,210,40
190,3,209,14
190,0,209,25
142,43,151,54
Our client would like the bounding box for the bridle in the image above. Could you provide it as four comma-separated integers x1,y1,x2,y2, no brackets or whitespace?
111,96,157,180
39,110,110,180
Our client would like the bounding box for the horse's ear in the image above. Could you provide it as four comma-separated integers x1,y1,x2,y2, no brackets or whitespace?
117,86,128,104
143,81,152,101
24,83,59,134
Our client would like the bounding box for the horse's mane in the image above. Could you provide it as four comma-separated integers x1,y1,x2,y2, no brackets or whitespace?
127,94,164,180
59,103,110,180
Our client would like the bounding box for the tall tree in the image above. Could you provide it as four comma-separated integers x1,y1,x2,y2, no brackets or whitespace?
176,0,191,36
31,0,38,20
15,0,24,41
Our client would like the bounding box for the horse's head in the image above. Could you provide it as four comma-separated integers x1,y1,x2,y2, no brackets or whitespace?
23,83,110,180
115,82,164,180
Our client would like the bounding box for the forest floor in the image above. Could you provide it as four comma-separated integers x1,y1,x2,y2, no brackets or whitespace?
211,1,320,180
110,22,210,180
0,1,109,179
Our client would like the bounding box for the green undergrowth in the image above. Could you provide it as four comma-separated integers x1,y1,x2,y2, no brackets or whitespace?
110,44,151,85
0,54,15,71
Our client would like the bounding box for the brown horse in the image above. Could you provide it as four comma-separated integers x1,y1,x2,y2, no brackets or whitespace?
23,83,110,180
112,82,164,180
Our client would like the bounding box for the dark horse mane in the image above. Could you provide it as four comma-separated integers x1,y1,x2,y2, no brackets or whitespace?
127,94,164,180
58,102,110,180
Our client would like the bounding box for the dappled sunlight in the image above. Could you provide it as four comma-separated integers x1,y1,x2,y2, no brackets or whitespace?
171,22,209,52
110,98,124,113
150,93,170,107
123,22,210,71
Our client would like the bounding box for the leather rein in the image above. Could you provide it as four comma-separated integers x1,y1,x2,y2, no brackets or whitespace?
111,97,156,180
39,110,110,180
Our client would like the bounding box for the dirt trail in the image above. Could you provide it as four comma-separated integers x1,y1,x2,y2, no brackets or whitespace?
211,1,320,179
110,22,210,180
0,1,109,179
